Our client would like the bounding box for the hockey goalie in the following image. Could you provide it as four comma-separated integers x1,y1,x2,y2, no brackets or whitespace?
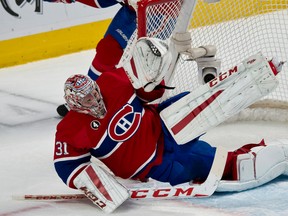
54,36,288,213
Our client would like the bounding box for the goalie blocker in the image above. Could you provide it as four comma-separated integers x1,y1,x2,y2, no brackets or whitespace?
160,52,283,144
73,163,129,213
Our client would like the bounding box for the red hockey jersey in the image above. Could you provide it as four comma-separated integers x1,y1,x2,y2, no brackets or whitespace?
54,68,164,188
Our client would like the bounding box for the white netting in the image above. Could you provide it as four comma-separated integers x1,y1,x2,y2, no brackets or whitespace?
119,0,288,121
173,0,288,102
118,0,184,68
144,0,183,39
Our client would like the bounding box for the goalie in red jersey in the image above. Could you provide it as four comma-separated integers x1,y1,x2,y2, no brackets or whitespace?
54,37,288,213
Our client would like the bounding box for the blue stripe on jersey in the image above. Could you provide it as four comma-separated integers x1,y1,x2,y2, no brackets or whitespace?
54,154,91,185
91,94,144,158
87,67,101,81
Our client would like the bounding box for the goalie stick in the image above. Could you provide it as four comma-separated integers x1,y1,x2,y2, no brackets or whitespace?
13,146,227,202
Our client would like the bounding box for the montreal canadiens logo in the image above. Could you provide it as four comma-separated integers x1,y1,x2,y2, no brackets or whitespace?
108,104,141,142
91,120,101,130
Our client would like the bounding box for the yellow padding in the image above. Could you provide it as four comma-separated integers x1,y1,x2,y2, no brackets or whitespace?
0,19,112,68
1,0,287,68
191,0,288,28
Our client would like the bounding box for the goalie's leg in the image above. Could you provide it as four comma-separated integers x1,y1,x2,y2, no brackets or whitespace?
160,52,283,144
145,131,218,186
219,139,288,192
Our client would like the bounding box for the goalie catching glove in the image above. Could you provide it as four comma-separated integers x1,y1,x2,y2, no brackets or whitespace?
123,37,172,92
73,163,129,213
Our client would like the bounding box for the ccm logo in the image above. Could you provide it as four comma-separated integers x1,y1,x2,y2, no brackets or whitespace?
130,187,194,199
80,187,106,209
209,66,238,88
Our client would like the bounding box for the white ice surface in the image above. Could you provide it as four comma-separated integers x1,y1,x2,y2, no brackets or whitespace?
0,50,288,216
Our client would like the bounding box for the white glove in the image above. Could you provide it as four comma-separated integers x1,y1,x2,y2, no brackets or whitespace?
123,37,172,92
73,163,129,213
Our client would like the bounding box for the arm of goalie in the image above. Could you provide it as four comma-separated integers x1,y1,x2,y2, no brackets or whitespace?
73,163,129,213
123,37,172,92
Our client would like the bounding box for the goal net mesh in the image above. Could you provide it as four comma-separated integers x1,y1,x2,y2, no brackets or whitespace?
174,0,288,103
119,0,288,120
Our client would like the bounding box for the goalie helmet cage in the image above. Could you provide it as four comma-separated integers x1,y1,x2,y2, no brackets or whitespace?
119,0,288,122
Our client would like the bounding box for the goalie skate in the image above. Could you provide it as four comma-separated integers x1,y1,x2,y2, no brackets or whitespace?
160,52,281,144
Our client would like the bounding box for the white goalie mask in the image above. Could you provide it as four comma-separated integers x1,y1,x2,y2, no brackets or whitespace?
64,74,107,119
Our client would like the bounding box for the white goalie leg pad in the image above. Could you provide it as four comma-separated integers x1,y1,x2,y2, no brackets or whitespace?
123,37,172,92
73,163,129,213
217,139,288,192
160,52,280,144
